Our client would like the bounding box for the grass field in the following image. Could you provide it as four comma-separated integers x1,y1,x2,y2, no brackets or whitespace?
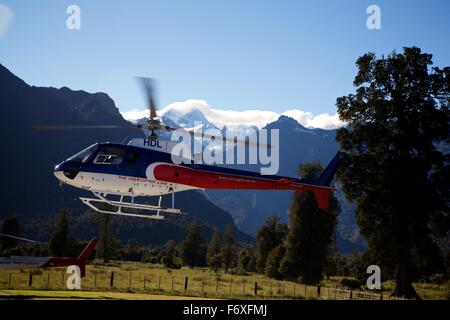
0,290,214,300
0,261,447,300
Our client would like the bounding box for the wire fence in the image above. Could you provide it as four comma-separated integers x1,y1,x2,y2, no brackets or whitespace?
0,270,409,300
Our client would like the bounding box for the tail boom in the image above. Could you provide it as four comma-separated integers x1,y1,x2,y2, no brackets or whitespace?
154,152,344,209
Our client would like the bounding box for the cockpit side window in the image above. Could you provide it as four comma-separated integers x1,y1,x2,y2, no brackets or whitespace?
93,147,125,165
67,144,98,163
127,151,139,165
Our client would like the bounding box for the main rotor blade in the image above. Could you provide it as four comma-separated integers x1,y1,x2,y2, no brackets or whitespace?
0,233,42,243
32,125,123,130
188,130,271,148
137,77,158,121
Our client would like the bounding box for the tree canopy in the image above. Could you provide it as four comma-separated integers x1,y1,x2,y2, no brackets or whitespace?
0,215,21,254
48,209,79,257
255,216,288,273
282,162,340,284
207,228,223,272
223,224,236,273
336,46,449,298
181,221,207,267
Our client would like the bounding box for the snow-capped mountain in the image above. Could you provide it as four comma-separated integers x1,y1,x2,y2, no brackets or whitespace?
122,99,346,131
162,108,217,130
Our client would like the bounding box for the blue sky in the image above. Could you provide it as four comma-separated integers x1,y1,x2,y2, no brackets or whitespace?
1,0,449,121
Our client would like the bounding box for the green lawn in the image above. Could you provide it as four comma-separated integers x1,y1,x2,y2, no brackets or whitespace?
0,261,447,300
0,289,214,300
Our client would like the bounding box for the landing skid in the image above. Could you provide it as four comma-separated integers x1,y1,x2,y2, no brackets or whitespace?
80,191,181,219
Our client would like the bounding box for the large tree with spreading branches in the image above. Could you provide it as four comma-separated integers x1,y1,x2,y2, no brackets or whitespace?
336,47,449,298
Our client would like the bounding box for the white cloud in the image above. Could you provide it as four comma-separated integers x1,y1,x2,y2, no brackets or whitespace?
120,109,151,120
282,109,345,130
0,4,14,38
121,99,346,130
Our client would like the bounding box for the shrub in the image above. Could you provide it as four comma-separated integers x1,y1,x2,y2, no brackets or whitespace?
161,255,182,269
143,255,159,264
340,278,362,290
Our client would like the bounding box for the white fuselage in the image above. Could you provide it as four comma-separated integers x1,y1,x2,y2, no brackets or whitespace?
54,139,199,197
54,170,197,197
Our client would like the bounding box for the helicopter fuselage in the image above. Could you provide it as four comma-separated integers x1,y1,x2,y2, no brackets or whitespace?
54,138,342,211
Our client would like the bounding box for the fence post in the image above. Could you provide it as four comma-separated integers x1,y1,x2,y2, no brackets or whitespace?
254,282,258,295
144,275,146,290
8,274,11,286
129,273,132,288
380,292,383,300
184,276,188,292
47,273,50,289
242,282,245,295
171,276,174,291
201,280,204,293
110,272,115,288
158,276,161,289
317,285,321,297
216,280,219,295
28,273,33,287
269,281,272,296
229,280,232,296
350,291,353,300
293,284,296,296
61,272,65,289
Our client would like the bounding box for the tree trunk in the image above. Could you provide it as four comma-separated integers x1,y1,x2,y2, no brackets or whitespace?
391,176,420,300
392,253,420,299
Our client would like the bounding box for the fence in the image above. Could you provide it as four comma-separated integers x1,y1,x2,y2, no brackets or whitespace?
0,270,407,300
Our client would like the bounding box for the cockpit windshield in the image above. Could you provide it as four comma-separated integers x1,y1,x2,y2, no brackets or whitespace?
67,144,98,163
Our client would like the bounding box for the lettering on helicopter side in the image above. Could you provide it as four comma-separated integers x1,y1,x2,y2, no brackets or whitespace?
118,175,167,185
218,176,256,184
143,139,162,148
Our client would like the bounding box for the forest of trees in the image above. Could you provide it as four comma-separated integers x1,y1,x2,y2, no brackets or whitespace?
0,46,448,299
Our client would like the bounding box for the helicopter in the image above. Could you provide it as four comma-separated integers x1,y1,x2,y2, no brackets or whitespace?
38,78,344,219
0,234,98,278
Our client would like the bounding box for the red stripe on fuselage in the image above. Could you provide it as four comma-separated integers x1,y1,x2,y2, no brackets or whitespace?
153,164,329,192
